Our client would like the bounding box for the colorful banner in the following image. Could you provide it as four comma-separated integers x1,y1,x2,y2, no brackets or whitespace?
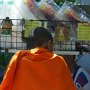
77,23,90,41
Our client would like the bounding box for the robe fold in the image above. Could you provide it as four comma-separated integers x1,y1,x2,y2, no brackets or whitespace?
0,48,76,90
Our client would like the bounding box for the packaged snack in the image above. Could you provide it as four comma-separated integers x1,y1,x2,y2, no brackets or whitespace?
60,2,79,21
25,0,46,20
58,1,90,22
38,0,60,20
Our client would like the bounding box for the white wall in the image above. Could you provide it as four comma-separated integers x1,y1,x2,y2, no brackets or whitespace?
0,0,37,19
13,0,36,19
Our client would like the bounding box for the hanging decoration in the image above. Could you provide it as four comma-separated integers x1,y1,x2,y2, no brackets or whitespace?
24,0,90,22
24,0,90,41
38,0,60,20
24,0,46,20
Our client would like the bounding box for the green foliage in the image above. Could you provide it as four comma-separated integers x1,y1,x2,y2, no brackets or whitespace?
0,53,14,71
34,0,77,4
35,0,77,3
54,0,77,5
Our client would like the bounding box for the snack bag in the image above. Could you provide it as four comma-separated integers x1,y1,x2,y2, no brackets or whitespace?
24,0,46,20
61,2,79,21
38,0,60,20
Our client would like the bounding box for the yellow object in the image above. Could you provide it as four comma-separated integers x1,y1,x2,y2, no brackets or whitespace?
0,48,76,90
77,23,90,41
55,26,69,41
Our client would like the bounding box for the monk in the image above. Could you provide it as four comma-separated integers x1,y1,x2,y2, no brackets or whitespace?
0,27,76,90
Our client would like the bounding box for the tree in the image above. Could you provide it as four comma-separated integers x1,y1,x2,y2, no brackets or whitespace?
35,0,77,5
54,0,77,5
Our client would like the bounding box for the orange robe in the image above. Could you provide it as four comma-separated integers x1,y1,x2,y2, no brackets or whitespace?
0,48,76,90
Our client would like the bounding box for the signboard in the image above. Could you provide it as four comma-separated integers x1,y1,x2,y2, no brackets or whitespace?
55,26,70,41
77,23,90,41
24,20,48,38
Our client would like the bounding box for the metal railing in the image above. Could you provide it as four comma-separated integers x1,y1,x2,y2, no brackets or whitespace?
0,19,90,54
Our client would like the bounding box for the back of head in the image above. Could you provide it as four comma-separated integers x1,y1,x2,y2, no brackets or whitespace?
27,27,53,51
6,17,9,20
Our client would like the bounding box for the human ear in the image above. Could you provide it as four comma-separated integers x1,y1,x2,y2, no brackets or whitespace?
47,40,53,52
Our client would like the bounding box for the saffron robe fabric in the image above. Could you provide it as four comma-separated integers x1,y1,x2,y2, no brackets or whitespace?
0,48,76,90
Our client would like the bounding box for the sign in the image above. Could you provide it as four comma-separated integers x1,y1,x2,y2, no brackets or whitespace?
77,23,90,41
55,26,69,41
24,20,48,38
